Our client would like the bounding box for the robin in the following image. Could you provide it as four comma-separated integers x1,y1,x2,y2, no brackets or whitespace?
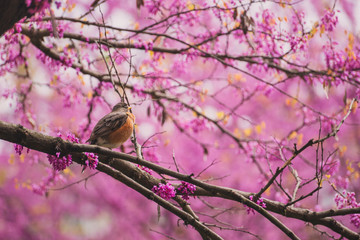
87,102,135,149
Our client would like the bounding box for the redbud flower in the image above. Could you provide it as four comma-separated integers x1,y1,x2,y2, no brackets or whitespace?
177,181,196,200
137,165,152,175
55,1,61,9
152,183,176,200
14,144,24,155
245,195,267,215
84,152,99,170
47,152,72,171
66,132,80,143
321,9,338,32
335,191,360,228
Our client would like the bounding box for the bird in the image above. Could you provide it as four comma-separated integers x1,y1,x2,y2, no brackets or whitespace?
87,102,135,149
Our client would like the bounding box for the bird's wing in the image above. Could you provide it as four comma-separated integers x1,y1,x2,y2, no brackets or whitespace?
87,112,128,143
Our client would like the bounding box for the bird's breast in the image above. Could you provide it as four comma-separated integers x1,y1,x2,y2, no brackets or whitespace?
105,115,134,148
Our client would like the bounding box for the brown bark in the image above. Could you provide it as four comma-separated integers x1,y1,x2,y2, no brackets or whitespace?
0,0,29,36
0,0,52,36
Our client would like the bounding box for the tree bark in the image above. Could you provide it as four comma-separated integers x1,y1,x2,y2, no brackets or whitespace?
0,0,29,36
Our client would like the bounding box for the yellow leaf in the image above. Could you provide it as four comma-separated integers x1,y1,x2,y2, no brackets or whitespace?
164,139,170,146
195,81,203,86
309,26,318,39
63,168,71,175
297,133,303,146
221,0,228,8
22,181,31,189
274,72,283,82
339,145,347,157
149,50,154,58
223,115,230,125
68,3,76,12
14,178,19,190
227,74,233,84
255,125,262,134
234,73,245,82
187,1,195,10
243,128,252,137
78,74,85,85
8,154,15,165
200,89,208,102
255,122,265,134
288,131,297,140
348,33,354,49
0,170,6,187
51,75,58,86
20,154,25,163
234,21,240,29
217,111,225,119
264,185,271,195
285,98,297,107
270,18,276,26
320,24,325,35
351,101,357,113
234,128,242,138
347,164,354,173
31,204,51,215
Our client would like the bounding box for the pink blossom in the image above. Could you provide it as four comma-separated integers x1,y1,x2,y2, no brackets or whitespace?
152,183,176,200
177,181,196,200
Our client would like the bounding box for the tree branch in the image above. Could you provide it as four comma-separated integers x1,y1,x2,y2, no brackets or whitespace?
1,120,359,239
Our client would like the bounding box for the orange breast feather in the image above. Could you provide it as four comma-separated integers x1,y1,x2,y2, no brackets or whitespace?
106,114,134,145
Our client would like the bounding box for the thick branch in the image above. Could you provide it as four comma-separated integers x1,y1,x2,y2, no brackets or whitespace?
0,0,28,36
1,120,359,239
0,120,221,240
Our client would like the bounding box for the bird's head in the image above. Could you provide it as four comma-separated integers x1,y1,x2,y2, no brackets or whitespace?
112,102,131,112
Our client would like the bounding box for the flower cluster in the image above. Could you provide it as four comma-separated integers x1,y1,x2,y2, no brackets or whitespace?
14,144,24,155
335,191,360,228
151,183,176,200
84,152,99,170
321,9,338,32
47,132,80,171
134,39,154,52
145,0,163,15
185,118,210,133
14,144,30,158
137,165,153,175
245,195,267,215
177,181,196,200
32,168,65,196
47,152,72,171
151,182,196,200
65,132,80,143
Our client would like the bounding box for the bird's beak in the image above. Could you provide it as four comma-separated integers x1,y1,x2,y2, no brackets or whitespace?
128,107,132,110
